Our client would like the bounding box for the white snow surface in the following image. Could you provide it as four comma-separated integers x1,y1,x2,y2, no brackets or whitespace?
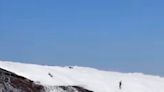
0,60,164,92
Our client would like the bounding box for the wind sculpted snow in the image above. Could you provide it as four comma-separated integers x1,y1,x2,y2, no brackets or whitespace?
0,60,164,92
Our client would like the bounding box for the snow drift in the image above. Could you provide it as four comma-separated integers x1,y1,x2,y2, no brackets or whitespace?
0,60,164,92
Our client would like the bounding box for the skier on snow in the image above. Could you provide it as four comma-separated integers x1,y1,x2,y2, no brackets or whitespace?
119,81,122,90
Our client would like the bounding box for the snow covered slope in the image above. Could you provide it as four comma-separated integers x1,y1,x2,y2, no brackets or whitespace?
0,60,164,92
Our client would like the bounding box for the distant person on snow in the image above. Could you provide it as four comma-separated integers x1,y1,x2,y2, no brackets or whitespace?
48,72,53,78
119,81,122,90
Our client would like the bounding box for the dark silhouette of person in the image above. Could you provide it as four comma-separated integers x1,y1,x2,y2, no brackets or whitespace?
119,81,122,89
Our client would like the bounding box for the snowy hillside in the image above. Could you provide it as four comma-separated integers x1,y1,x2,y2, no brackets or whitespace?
0,60,164,92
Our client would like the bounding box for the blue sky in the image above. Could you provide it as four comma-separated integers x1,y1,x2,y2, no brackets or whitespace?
0,0,164,76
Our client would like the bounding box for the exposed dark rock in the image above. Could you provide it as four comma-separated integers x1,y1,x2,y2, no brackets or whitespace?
72,86,93,92
44,86,93,92
0,68,45,92
59,86,93,92
0,68,93,92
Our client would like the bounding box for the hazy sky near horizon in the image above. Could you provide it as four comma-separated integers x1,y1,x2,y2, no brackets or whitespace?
0,0,164,76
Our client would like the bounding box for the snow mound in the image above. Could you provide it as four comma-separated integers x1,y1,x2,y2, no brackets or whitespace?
0,60,164,92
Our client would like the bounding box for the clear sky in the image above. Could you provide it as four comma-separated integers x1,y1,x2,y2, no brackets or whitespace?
0,0,164,76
